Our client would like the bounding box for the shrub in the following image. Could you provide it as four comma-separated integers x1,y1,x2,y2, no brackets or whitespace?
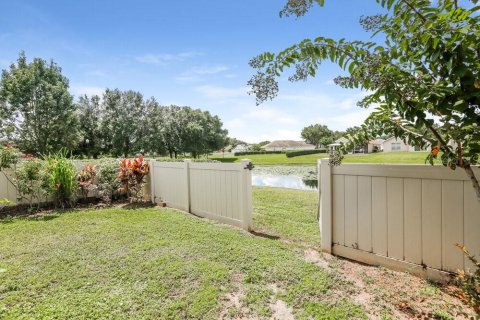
0,145,21,170
43,151,78,208
234,151,285,156
15,158,48,210
77,164,97,201
286,149,327,158
0,145,21,188
96,159,122,204
118,156,149,203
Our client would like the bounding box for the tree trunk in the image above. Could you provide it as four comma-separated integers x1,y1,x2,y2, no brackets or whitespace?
463,163,480,200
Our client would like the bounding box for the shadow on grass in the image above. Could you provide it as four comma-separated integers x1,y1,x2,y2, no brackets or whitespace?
0,212,63,224
121,202,155,210
249,230,280,240
210,157,238,163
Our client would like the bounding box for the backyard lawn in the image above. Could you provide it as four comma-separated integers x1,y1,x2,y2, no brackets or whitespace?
0,187,473,319
212,151,433,165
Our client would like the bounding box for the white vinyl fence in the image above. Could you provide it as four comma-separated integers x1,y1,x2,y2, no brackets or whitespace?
318,158,480,281
0,161,98,205
150,160,253,230
0,169,17,203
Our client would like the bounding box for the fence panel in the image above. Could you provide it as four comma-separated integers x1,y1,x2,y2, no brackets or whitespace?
319,159,480,281
0,169,17,203
150,160,253,230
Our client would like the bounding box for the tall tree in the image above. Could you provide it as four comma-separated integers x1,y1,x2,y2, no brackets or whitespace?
101,89,146,158
76,95,103,158
301,124,333,148
249,0,480,199
0,52,80,155
162,105,184,158
142,98,166,156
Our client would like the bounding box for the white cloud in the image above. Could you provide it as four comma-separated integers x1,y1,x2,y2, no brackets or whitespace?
191,65,229,75
316,109,372,131
175,65,230,83
245,108,298,125
86,70,107,77
136,51,201,65
71,86,105,97
195,85,248,100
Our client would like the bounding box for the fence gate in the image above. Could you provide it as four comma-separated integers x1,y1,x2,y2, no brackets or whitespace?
318,158,480,281
149,159,253,230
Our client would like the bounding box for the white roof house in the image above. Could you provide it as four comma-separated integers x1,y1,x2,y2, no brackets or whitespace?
262,140,315,151
328,137,349,151
231,144,249,153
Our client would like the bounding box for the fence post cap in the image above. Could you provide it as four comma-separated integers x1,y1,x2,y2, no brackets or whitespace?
184,159,192,162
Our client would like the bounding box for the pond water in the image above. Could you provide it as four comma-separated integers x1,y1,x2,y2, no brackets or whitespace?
252,166,318,191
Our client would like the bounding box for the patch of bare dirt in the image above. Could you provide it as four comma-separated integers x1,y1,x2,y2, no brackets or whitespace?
269,300,294,320
303,249,476,319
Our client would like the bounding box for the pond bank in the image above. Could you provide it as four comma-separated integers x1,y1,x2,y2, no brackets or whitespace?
252,165,318,191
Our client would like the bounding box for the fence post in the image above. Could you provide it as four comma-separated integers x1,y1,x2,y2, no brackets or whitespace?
149,160,156,204
320,158,332,253
240,159,253,231
184,160,191,213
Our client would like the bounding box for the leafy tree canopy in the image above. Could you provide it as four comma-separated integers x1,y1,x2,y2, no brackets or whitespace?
249,0,480,198
301,124,334,148
0,52,80,155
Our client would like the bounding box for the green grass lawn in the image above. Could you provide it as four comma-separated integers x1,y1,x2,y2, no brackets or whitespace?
0,187,471,319
0,195,363,319
211,151,432,165
253,187,319,247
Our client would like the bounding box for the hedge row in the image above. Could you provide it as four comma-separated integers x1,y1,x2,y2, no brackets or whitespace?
233,151,286,156
286,149,328,158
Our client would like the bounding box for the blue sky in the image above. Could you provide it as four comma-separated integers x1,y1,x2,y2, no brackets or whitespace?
0,0,384,143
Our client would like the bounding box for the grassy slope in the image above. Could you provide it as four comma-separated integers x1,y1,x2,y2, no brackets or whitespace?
212,151,431,165
253,187,319,247
0,205,363,319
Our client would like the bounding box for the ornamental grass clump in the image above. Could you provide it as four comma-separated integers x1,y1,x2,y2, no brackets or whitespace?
43,151,78,208
118,156,149,203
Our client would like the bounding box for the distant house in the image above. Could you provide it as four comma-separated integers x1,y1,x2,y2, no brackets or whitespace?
368,139,384,153
328,137,349,152
382,137,411,152
381,137,430,152
231,144,249,153
262,140,315,151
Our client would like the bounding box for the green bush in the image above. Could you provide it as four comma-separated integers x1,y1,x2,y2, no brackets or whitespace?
286,149,327,158
0,145,21,170
15,158,48,209
233,151,285,156
96,159,122,204
43,151,78,208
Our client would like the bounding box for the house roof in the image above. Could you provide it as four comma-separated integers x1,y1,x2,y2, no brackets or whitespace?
262,140,314,148
382,136,401,143
369,139,384,145
328,137,349,146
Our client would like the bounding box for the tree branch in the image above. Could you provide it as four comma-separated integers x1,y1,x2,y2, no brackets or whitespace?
400,0,427,23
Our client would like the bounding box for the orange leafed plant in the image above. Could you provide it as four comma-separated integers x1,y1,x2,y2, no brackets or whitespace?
118,156,149,203
77,164,97,200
